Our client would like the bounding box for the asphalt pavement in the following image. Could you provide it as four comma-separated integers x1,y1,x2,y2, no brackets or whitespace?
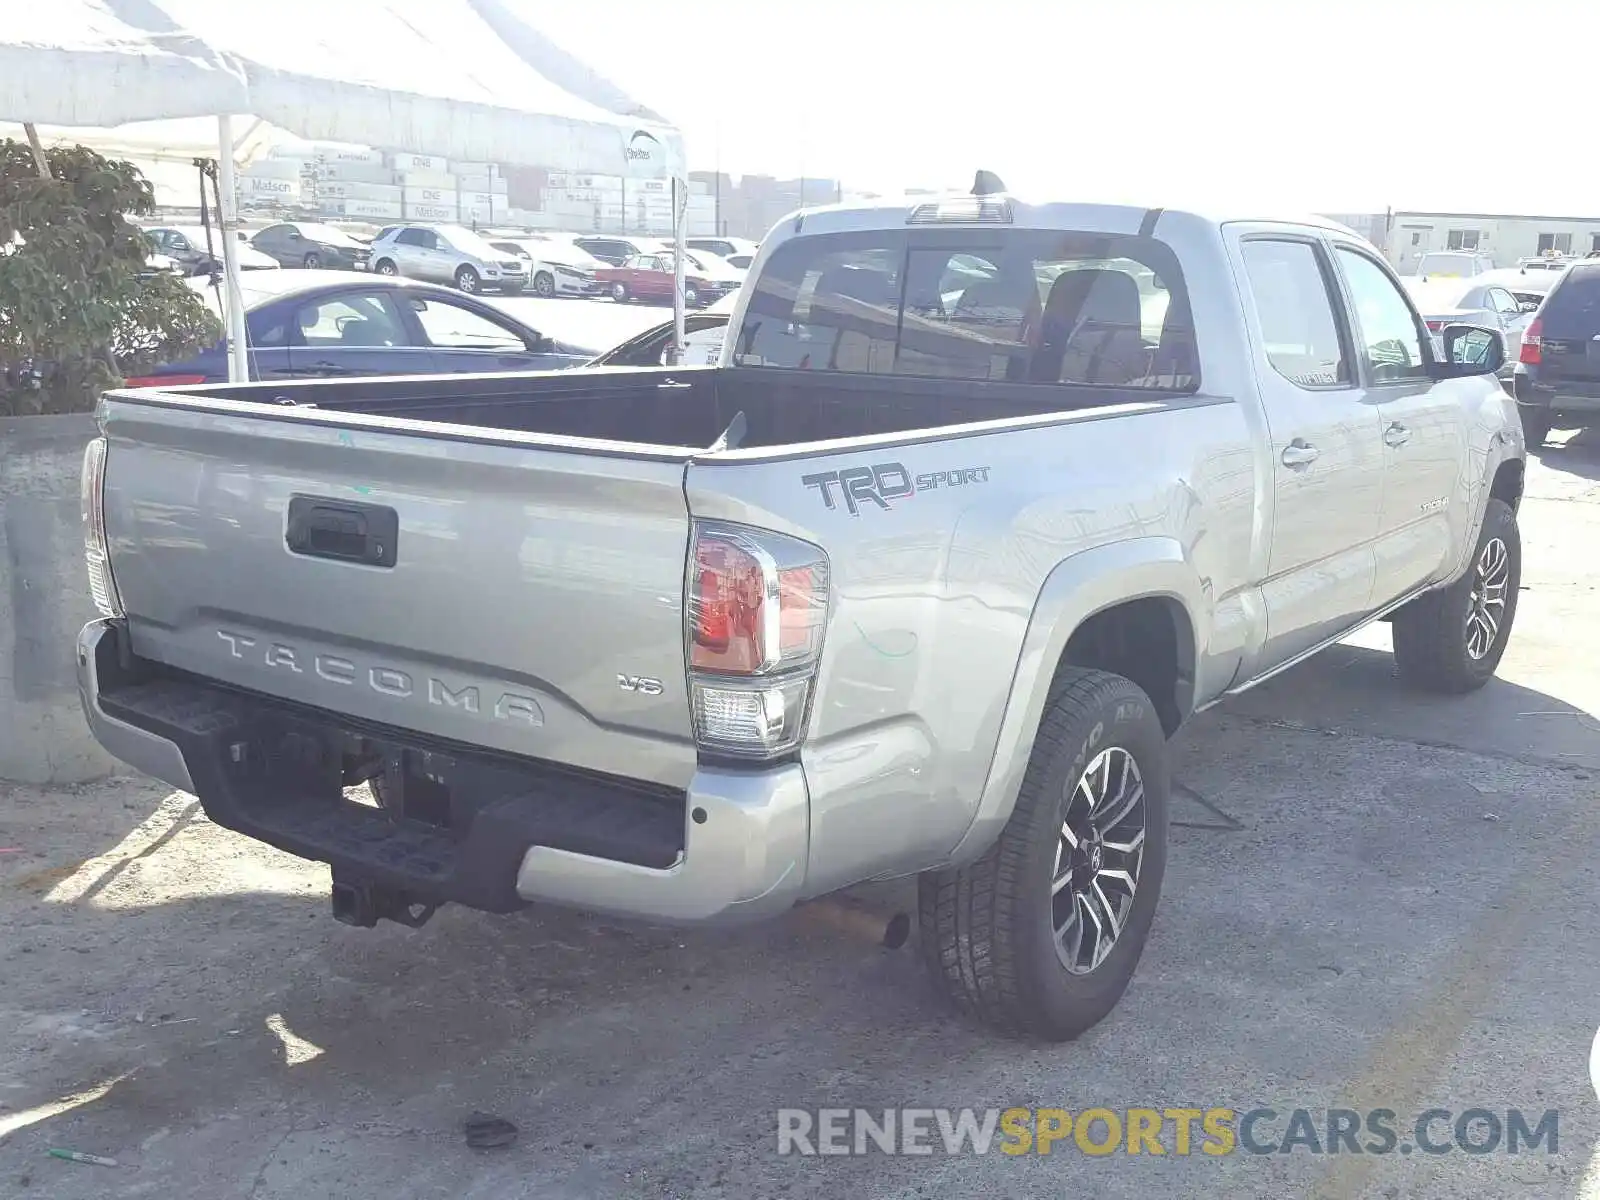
1,431,1597,1199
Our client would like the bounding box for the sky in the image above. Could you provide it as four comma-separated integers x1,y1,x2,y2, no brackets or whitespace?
520,0,1599,217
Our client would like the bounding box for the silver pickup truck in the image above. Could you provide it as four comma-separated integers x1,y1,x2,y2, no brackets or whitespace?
78,182,1525,1041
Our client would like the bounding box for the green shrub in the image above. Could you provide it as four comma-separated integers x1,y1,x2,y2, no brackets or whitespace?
1,139,221,415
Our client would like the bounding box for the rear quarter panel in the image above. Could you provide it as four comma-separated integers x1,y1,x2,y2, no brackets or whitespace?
686,396,1257,894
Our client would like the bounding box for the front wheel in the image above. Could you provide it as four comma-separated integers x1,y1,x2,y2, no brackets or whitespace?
455,266,481,294
302,252,321,269
918,668,1169,1041
683,286,700,308
611,282,630,303
374,259,398,277
1391,497,1520,693
532,272,555,297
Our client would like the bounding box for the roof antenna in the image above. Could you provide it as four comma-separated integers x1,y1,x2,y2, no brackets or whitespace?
972,170,1007,196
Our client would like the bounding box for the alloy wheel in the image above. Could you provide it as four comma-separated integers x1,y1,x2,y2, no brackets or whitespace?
1051,746,1146,975
1466,536,1510,660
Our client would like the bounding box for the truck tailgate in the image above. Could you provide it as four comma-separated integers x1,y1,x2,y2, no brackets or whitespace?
99,398,698,788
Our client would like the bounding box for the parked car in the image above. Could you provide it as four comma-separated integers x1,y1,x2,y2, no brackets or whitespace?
1516,256,1575,273
144,227,280,275
685,247,747,285
1475,267,1561,311
1411,250,1495,280
686,236,759,262
485,237,604,297
140,251,184,279
588,291,740,368
117,270,590,386
249,222,372,272
595,251,739,306
81,183,1525,1043
1512,258,1600,445
368,224,529,295
569,234,668,266
1400,275,1529,377
586,309,732,367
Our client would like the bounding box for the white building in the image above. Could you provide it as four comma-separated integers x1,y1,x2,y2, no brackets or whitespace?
1380,211,1600,270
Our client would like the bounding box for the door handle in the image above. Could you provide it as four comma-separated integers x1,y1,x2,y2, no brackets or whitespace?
1384,422,1412,447
1280,440,1320,468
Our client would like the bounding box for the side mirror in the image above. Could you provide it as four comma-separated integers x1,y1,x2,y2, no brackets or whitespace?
1435,324,1504,377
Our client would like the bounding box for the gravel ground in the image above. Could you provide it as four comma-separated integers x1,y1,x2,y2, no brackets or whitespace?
2,432,1597,1200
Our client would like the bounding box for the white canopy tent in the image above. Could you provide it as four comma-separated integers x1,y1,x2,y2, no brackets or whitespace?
1,0,689,381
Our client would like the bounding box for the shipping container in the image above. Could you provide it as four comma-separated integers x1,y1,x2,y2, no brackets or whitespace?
312,160,397,185
389,151,449,173
455,174,509,195
312,181,404,202
241,159,301,181
321,198,404,220
403,202,457,222
401,186,459,207
238,176,301,199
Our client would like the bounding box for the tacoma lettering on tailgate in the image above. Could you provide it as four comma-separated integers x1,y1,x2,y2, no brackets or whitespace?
215,630,544,725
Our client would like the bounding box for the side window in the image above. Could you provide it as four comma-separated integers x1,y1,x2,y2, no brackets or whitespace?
292,292,411,347
1486,288,1515,315
1239,239,1349,388
1335,248,1429,383
409,297,528,350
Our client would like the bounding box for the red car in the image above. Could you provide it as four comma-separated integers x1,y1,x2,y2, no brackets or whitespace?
595,252,737,308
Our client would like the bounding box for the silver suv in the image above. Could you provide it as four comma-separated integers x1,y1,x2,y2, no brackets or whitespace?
369,224,529,294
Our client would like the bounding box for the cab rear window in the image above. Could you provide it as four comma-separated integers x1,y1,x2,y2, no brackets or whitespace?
730,228,1198,390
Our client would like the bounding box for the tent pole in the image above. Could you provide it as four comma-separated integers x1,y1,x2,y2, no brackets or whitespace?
215,115,250,383
670,174,686,366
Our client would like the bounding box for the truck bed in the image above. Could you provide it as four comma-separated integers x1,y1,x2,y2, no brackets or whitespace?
182,364,1183,451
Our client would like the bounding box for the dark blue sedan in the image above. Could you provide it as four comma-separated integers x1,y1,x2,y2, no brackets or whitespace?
126,271,592,386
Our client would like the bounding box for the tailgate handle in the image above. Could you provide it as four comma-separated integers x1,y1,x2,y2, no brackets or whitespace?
285,496,398,568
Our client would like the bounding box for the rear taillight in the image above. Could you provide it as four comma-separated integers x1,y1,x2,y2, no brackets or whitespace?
1519,317,1542,365
80,437,123,618
687,523,829,759
120,374,207,388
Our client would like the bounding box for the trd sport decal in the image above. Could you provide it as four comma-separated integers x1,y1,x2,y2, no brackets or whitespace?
801,462,991,515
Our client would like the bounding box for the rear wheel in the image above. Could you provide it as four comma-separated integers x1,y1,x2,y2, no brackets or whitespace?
683,285,700,308
918,668,1169,1041
455,266,481,294
533,272,556,297
1391,497,1520,693
374,259,398,277
611,282,630,303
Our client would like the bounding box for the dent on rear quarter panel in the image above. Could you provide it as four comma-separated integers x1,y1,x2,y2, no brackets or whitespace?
685,396,1250,894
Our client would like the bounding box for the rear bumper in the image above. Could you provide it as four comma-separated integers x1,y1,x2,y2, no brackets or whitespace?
77,619,809,926
1513,371,1600,415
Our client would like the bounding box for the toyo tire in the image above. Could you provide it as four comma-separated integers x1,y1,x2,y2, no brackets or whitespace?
1391,497,1520,693
918,667,1169,1041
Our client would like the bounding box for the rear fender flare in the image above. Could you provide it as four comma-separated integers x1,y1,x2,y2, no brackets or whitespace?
941,537,1202,867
